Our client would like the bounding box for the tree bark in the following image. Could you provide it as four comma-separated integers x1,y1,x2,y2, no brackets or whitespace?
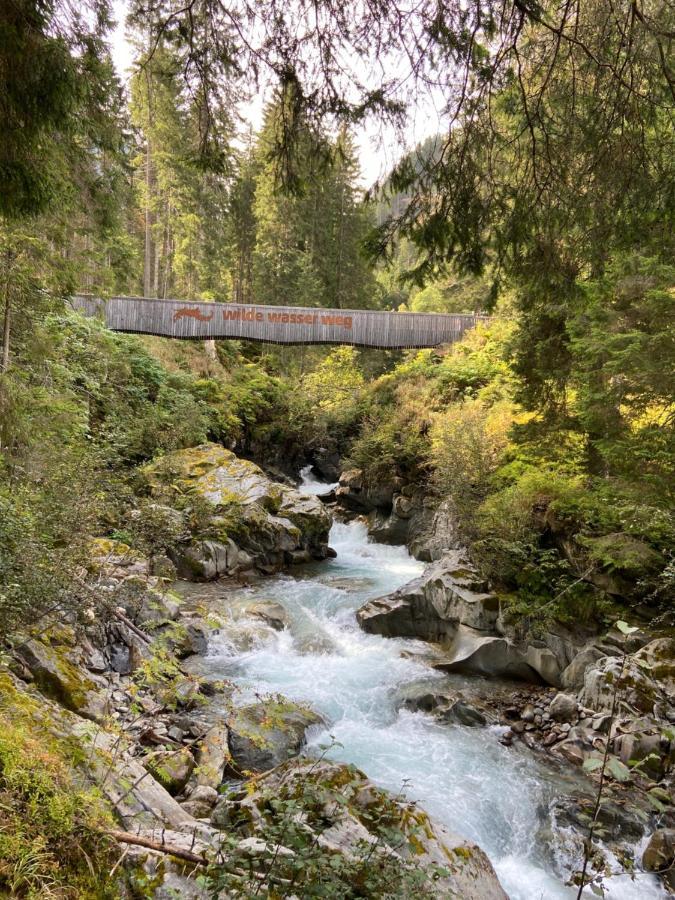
107,829,208,866
1,249,12,373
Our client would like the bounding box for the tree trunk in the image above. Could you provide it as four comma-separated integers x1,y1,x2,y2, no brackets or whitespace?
144,134,155,297
1,249,12,373
143,30,155,298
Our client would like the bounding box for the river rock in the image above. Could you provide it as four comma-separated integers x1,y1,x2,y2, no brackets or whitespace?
211,757,508,899
524,644,563,686
138,588,182,626
437,626,539,681
613,723,672,778
227,700,324,774
549,692,578,722
439,700,487,727
561,645,608,690
643,829,675,889
579,640,675,718
367,508,411,544
170,539,238,581
407,496,461,561
195,723,232,790
142,443,331,577
241,599,289,631
357,551,499,640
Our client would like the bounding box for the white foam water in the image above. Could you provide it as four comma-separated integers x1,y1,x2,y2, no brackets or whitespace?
296,464,338,496
201,475,665,900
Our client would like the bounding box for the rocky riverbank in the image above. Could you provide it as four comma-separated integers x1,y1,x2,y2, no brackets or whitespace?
341,478,675,893
2,451,510,899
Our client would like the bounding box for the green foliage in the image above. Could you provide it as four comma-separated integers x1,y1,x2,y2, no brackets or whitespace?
206,758,450,898
0,674,116,898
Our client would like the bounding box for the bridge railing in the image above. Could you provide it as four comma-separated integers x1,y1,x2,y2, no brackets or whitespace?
70,295,489,349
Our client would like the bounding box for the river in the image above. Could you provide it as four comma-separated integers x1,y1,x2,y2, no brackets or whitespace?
180,473,665,900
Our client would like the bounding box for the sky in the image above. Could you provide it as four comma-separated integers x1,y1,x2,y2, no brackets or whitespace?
108,0,445,187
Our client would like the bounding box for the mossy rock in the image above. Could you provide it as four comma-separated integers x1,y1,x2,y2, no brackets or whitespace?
15,639,109,722
144,747,195,795
141,443,331,573
227,700,324,774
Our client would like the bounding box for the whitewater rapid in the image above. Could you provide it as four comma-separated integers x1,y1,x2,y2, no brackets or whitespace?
186,478,664,899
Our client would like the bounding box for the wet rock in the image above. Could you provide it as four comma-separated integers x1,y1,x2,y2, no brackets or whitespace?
242,599,289,631
521,704,536,723
642,828,675,889
550,692,578,722
439,701,487,727
171,620,209,659
357,551,499,640
227,701,324,774
554,794,645,843
366,508,410,544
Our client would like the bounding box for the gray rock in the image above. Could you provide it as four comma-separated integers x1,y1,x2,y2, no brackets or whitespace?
227,701,324,774
242,599,289,631
549,692,578,722
579,642,675,717
15,639,110,723
144,747,195,795
524,644,562,686
561,646,607,690
521,704,536,723
357,551,499,641
170,539,236,581
439,701,487,727
138,589,182,626
154,873,209,899
643,829,675,889
195,724,231,790
437,626,539,681
214,757,508,900
143,443,331,577
407,497,460,562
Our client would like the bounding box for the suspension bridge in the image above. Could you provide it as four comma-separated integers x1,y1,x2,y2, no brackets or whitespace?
70,295,488,350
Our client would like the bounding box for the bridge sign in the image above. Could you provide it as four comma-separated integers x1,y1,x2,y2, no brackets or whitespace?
71,295,487,349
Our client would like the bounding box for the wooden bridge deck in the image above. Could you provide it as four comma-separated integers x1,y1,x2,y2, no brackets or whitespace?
70,295,488,349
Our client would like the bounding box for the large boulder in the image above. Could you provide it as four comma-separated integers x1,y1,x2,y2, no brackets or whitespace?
335,468,403,514
437,626,540,681
406,496,461,561
15,637,110,722
357,554,547,682
579,639,675,718
142,443,332,578
357,550,498,641
227,700,324,774
212,758,507,899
